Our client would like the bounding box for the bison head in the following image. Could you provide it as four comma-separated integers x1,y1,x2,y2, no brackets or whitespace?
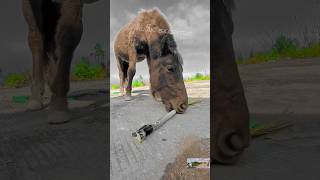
148,34,188,113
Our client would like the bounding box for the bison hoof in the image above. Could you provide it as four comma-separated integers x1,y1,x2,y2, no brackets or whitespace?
47,111,70,124
153,93,162,102
124,92,133,101
27,99,43,111
124,95,133,101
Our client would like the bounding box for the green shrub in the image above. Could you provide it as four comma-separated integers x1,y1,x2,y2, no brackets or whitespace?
72,58,106,80
273,34,298,53
237,33,320,65
111,75,145,90
132,75,145,87
185,73,210,82
4,73,29,88
111,84,120,90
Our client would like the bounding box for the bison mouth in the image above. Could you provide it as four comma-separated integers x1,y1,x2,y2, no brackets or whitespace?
164,100,188,114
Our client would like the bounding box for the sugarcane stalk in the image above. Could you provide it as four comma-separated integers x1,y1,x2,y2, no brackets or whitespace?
132,110,177,143
250,120,293,138
132,98,203,143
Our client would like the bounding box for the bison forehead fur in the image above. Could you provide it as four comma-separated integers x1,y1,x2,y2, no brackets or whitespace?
114,8,181,61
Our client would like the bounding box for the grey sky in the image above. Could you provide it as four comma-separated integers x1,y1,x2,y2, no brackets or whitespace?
110,0,210,84
1,0,319,79
232,0,320,57
0,0,107,75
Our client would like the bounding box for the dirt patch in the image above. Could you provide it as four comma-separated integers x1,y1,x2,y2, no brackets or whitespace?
161,137,210,180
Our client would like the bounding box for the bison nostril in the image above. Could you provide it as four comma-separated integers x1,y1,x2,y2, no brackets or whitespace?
178,103,187,112
217,132,245,159
229,134,245,151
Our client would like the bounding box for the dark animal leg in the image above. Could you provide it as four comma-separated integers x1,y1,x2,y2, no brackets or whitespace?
212,0,250,164
47,0,83,123
22,0,46,110
27,29,47,110
116,57,128,96
125,51,137,101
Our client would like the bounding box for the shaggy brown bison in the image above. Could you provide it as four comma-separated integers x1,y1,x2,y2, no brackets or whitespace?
213,0,250,164
22,0,100,123
114,8,188,113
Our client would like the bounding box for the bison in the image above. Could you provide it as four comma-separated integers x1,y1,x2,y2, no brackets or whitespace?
22,0,100,123
113,8,188,113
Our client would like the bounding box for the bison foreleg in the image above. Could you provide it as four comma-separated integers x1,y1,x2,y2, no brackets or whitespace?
26,29,47,111
116,57,128,96
47,2,83,123
22,0,47,111
125,50,137,101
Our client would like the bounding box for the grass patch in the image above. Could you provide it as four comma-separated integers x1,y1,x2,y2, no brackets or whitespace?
237,34,320,65
4,73,29,88
111,75,145,90
111,84,120,90
185,73,210,82
132,75,145,87
111,73,210,90
71,58,106,81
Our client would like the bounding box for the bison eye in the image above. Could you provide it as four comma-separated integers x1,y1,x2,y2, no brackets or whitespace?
166,65,176,73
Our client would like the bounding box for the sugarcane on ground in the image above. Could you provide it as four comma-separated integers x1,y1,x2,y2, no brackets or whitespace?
110,80,210,180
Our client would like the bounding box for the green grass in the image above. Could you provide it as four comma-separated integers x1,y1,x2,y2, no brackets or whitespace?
71,58,106,80
111,73,210,90
2,61,106,88
237,34,320,65
132,79,145,87
185,73,210,82
111,84,120,90
4,73,29,88
111,75,145,90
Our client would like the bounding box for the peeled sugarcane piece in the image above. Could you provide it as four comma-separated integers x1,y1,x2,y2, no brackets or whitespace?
250,120,293,138
132,110,177,143
132,97,202,143
187,158,210,168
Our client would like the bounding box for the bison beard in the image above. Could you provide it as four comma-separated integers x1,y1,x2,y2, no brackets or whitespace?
212,0,250,164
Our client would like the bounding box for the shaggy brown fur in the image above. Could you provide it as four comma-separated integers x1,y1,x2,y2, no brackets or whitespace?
22,0,99,123
114,8,188,113
212,0,250,164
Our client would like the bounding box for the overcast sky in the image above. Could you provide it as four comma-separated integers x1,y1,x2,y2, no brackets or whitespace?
232,0,320,57
1,0,320,81
0,0,107,75
110,0,210,83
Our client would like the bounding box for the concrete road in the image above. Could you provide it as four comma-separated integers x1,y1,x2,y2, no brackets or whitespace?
214,58,320,180
0,81,109,180
110,81,210,180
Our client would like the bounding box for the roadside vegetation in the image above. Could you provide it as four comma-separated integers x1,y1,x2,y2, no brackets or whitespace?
111,73,210,90
184,73,210,82
3,73,29,88
71,57,106,81
2,43,106,88
71,43,106,80
237,34,320,65
111,75,146,90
